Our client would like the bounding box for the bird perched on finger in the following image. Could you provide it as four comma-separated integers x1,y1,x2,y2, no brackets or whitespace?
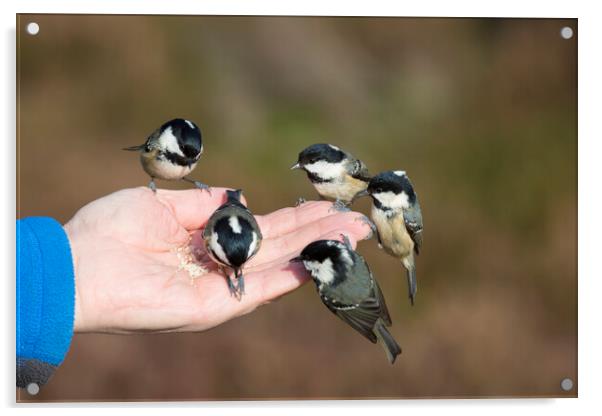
202,189,262,299
123,118,211,193
291,235,402,364
367,170,423,306
291,144,371,212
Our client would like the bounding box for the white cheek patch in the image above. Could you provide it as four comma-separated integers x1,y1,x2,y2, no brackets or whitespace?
394,170,406,177
304,161,345,180
247,231,259,259
158,126,185,156
184,119,196,129
303,258,335,284
373,191,410,209
399,191,410,208
228,216,242,233
209,232,229,265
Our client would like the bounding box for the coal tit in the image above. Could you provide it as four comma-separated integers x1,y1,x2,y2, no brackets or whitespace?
291,235,402,364
291,144,371,211
202,189,262,299
123,118,210,193
367,170,423,306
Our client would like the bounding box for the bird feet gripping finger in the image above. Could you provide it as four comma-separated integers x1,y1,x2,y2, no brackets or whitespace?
340,234,353,251
329,199,351,213
193,181,212,195
182,177,212,195
148,178,157,193
236,275,245,297
227,276,239,299
295,197,306,207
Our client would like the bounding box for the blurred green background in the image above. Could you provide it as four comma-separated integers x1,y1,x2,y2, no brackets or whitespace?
17,15,577,400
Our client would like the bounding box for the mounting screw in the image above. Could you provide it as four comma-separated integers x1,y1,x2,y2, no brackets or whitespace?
560,377,574,391
26,22,40,36
560,26,573,40
26,382,40,395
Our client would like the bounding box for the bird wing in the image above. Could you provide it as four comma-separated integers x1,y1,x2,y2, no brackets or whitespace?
234,203,262,239
202,211,219,241
238,207,263,258
355,259,392,326
403,198,423,255
143,128,163,151
321,296,377,343
202,203,232,240
347,158,371,182
372,276,392,326
321,279,384,344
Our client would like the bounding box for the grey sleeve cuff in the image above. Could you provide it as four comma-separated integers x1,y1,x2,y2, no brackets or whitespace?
17,358,57,389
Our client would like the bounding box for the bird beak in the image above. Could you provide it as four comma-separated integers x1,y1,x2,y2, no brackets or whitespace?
290,162,301,170
355,189,370,198
289,255,303,263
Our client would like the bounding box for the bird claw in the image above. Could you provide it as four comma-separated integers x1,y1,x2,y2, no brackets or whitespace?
227,277,238,298
339,234,353,250
295,197,306,207
194,181,212,195
237,275,245,297
329,199,350,213
226,272,245,301
182,177,212,195
148,179,157,193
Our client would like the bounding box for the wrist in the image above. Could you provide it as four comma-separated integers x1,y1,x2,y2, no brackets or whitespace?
17,217,76,370
63,222,87,333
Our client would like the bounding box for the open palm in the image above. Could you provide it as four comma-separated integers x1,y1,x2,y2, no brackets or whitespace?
64,187,370,334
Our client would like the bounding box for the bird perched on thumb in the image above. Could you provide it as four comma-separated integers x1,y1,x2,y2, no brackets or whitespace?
123,118,211,193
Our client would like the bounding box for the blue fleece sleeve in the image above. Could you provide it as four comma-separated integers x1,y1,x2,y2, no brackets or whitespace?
16,217,75,388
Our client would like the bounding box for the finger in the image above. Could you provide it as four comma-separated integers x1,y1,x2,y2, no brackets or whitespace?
233,231,360,315
247,211,371,267
254,201,339,239
246,227,364,273
157,188,247,231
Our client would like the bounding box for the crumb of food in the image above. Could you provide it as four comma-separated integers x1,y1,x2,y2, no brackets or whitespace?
173,244,208,282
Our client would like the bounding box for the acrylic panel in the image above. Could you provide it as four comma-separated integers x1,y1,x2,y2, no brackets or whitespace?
16,14,577,401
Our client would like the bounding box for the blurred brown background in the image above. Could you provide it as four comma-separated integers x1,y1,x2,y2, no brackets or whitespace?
16,15,577,401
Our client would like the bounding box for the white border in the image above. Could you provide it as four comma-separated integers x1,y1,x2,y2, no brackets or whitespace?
3,0,601,414
3,0,585,17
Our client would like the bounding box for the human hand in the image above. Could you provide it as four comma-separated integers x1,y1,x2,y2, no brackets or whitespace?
64,187,371,334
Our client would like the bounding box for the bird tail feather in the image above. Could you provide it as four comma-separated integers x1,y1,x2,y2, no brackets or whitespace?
402,255,417,306
406,266,417,306
374,320,402,364
122,144,145,151
226,189,243,202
